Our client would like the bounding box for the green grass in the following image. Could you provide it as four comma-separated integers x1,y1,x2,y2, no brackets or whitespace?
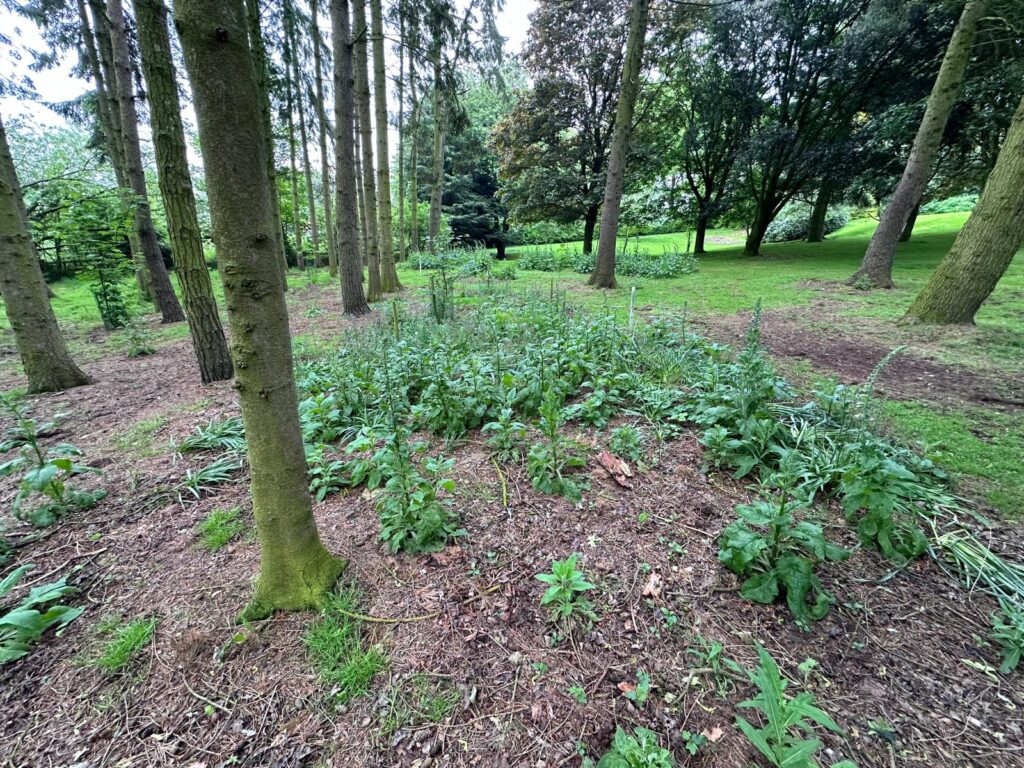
113,413,168,457
195,507,245,551
93,616,157,671
883,402,1024,519
304,587,387,706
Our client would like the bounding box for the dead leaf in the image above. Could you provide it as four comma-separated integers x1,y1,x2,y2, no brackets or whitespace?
641,571,662,598
598,450,634,488
701,726,725,743
617,680,637,695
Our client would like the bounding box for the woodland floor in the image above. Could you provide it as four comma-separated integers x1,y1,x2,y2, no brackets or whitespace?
1,280,1023,768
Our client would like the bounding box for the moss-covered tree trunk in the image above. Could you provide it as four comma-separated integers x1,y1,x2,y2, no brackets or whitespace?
311,0,338,277
370,0,400,291
427,49,445,254
175,0,345,617
0,112,93,393
806,184,831,242
331,0,371,315
354,0,382,300
133,0,233,384
590,0,649,289
245,0,289,288
904,95,1024,325
287,2,321,272
848,0,987,289
107,0,185,323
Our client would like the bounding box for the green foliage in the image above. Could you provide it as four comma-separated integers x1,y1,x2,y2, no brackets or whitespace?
304,587,387,706
376,445,461,553
764,202,851,243
992,601,1024,674
482,407,528,462
735,644,854,768
493,262,518,281
719,486,849,624
608,424,644,462
93,617,157,671
306,444,347,502
589,726,674,768
180,454,245,499
124,322,156,357
0,396,105,527
0,564,84,664
572,245,698,278
527,389,588,501
516,245,577,272
920,193,977,214
196,507,245,551
90,264,131,330
536,553,597,626
622,668,652,709
177,416,246,453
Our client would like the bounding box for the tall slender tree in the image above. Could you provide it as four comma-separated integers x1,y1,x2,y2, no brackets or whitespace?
287,0,321,272
396,3,406,263
407,35,420,254
904,93,1024,324
0,111,92,394
175,0,345,617
133,0,232,383
370,0,400,290
311,0,339,276
354,0,382,300
106,0,185,322
427,38,445,252
331,0,371,315
848,0,989,288
590,0,650,289
283,18,306,270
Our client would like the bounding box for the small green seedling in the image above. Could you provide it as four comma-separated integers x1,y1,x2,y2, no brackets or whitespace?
536,553,597,626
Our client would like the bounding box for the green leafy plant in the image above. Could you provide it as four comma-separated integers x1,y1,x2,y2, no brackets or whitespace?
735,644,855,768
88,252,131,330
0,564,84,664
482,407,528,462
0,396,105,527
681,730,708,756
608,424,644,462
196,507,245,551
588,726,674,768
622,668,651,708
535,553,597,626
306,443,348,501
718,489,849,624
180,454,245,499
93,616,157,671
527,389,588,501
992,601,1024,674
177,416,246,453
124,321,156,357
568,684,588,704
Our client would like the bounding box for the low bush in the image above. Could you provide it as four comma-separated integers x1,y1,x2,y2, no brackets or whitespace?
764,202,850,242
921,193,977,214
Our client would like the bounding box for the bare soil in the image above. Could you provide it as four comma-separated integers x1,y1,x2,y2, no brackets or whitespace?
1,284,1022,768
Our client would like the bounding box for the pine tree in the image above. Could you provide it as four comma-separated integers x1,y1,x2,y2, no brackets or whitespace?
354,0,383,300
311,0,339,276
371,0,401,290
286,0,321,271
0,111,92,394
133,0,233,384
176,0,345,617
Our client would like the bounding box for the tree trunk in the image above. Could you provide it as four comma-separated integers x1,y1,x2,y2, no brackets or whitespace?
371,0,400,291
354,0,382,300
396,6,406,264
107,0,184,322
0,111,92,393
744,197,775,256
331,0,371,315
806,183,831,242
848,0,987,289
245,0,289,288
589,0,649,289
283,26,305,271
287,3,321,273
409,50,420,254
134,0,232,384
694,213,709,254
427,49,445,253
87,0,149,299
175,0,345,618
900,203,920,242
353,111,367,267
311,0,338,277
904,95,1024,325
582,204,599,254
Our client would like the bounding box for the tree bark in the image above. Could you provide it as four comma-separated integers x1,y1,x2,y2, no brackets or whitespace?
0,111,92,394
371,0,400,291
427,48,445,253
806,184,831,242
283,23,305,271
848,0,987,289
287,2,321,272
353,110,367,266
582,204,599,255
744,197,775,256
133,0,232,383
106,0,184,322
354,0,382,300
331,0,371,315
694,213,709,254
175,0,345,618
904,95,1024,325
409,46,420,254
244,0,289,288
900,203,919,242
589,0,649,289
396,6,406,264
311,0,338,277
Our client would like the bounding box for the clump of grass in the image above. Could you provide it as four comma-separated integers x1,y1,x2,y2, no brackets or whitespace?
304,587,387,706
93,617,157,671
114,414,167,457
196,507,245,551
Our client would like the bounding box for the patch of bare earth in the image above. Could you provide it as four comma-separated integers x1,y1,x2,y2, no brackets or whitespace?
1,285,1022,767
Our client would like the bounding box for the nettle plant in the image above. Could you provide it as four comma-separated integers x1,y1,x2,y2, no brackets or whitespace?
527,388,588,502
482,406,528,463
536,553,598,627
0,397,105,527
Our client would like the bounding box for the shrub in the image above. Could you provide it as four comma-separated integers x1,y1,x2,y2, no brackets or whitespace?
572,246,697,278
764,202,850,242
921,193,977,214
516,245,577,272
